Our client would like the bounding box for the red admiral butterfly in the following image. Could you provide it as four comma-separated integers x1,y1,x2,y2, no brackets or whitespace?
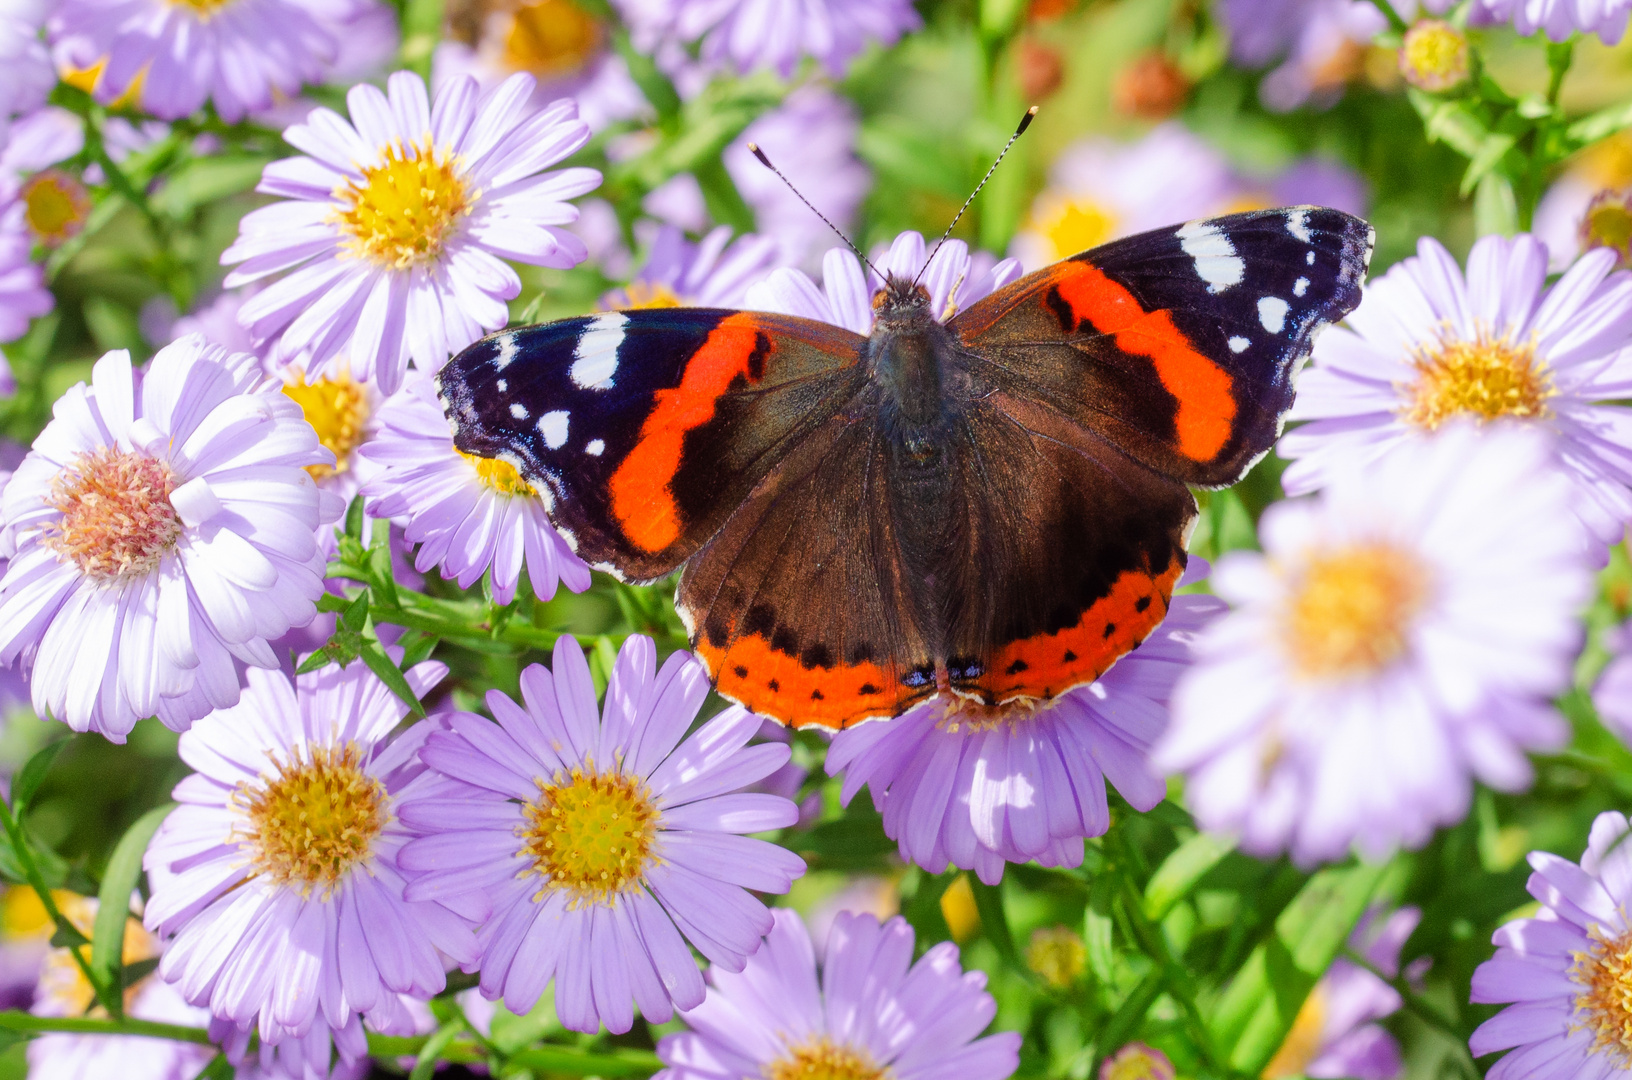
438,206,1374,728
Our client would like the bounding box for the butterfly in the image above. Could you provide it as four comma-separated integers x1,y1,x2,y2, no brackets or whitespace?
437,207,1374,729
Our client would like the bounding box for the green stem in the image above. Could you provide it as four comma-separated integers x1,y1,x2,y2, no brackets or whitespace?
0,1011,215,1044
0,804,115,1017
1370,0,1410,33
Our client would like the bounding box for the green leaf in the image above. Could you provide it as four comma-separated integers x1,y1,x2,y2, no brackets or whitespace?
368,540,400,609
189,1052,234,1080
409,1018,465,1080
344,494,365,542
360,642,427,719
1143,832,1236,922
340,590,370,634
613,28,681,121
1474,172,1519,238
1207,860,1389,1074
398,0,443,79
508,1044,663,1077
1408,89,1490,158
91,804,175,1015
1567,98,1632,148
11,739,68,816
488,988,561,1053
1084,887,1116,988
398,631,440,670
969,878,1017,966
151,155,271,218
1459,132,1518,197
1094,970,1163,1065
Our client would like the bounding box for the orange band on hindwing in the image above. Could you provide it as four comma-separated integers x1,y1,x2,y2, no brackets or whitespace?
1053,263,1237,462
697,633,915,730
609,313,770,553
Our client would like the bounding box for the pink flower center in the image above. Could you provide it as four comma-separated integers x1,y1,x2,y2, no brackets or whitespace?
1398,20,1471,93
521,765,660,905
236,743,388,892
43,448,183,583
764,1039,886,1080
21,169,91,247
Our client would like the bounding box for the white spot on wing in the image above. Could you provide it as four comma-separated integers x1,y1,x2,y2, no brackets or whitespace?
496,379,507,392
1258,296,1290,334
1306,250,1316,265
494,333,518,370
1286,208,1312,243
1228,336,1250,353
510,402,528,419
539,410,570,449
586,438,605,456
570,312,627,390
1294,277,1309,297
1176,220,1245,294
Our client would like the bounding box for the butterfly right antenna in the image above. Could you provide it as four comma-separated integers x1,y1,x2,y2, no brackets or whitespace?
746,142,884,281
913,105,1038,289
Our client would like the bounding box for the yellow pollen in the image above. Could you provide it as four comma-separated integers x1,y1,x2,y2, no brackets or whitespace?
1582,190,1632,271
1402,329,1555,430
934,695,1053,734
37,895,158,1018
457,449,537,496
1262,985,1328,1079
763,1039,887,1080
283,373,370,479
503,0,603,78
1024,925,1087,989
169,0,234,15
1283,544,1430,679
1574,926,1632,1062
520,765,660,905
43,447,182,583
236,743,388,892
1036,196,1118,262
618,281,687,309
1399,20,1471,93
335,139,473,270
21,170,91,247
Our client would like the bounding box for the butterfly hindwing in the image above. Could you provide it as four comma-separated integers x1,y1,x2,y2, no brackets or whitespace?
951,207,1374,487
437,309,866,581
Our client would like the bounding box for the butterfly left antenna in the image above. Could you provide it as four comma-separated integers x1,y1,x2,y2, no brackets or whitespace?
745,143,883,281
913,105,1038,289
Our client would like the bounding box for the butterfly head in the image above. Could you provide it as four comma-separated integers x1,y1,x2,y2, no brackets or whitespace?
872,275,933,326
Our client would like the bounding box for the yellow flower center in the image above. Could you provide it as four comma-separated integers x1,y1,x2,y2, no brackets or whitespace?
335,140,473,270
618,281,687,309
1035,197,1118,262
763,1040,887,1080
503,0,603,78
520,765,661,905
457,449,537,496
237,743,388,893
43,448,182,583
1399,20,1470,93
1024,925,1087,989
283,373,370,480
36,896,157,1018
1575,926,1632,1063
939,874,981,943
59,59,146,106
169,0,234,15
1402,330,1555,430
1262,985,1328,1079
0,887,56,940
21,170,91,247
1582,190,1632,270
1283,544,1430,679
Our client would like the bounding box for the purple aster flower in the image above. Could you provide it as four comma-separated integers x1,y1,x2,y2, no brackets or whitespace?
1262,906,1419,1080
722,86,869,269
432,0,649,133
1156,425,1593,866
47,0,348,122
357,368,589,604
27,894,214,1080
0,188,51,345
1281,233,1632,558
0,0,52,128
1269,157,1369,217
1009,123,1241,272
397,634,806,1034
1594,619,1632,747
617,0,919,78
1220,0,1388,111
0,337,338,740
213,989,430,1080
828,593,1222,885
222,71,600,395
745,229,1022,336
0,106,84,188
169,289,261,358
143,656,479,1043
603,224,781,310
1466,0,1632,42
655,908,1020,1080
1468,810,1632,1076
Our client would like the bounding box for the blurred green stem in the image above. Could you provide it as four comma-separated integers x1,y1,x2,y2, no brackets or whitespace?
1370,0,1410,32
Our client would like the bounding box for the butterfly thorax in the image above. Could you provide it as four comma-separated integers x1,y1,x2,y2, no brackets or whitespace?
867,276,963,446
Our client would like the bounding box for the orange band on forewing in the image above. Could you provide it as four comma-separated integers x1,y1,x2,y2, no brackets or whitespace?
609,313,767,553
1054,263,1236,462
697,633,910,730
